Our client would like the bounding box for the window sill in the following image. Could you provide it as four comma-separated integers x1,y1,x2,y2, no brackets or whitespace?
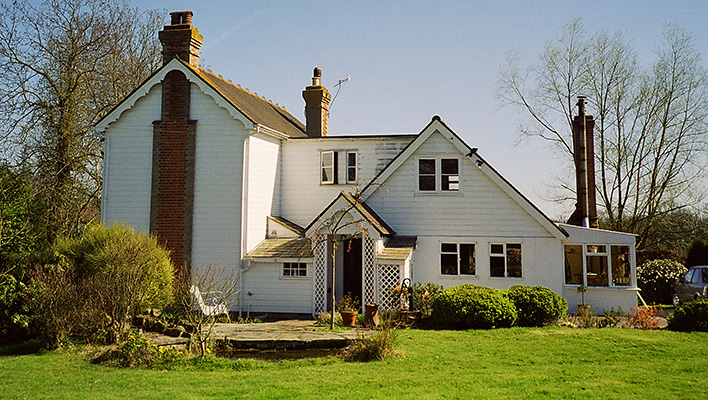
415,191,463,196
488,277,524,280
564,285,637,291
439,275,479,279
279,276,310,280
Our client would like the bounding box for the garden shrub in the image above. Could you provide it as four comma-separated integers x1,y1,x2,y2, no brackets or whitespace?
667,300,708,332
636,259,686,305
410,282,444,317
29,224,174,346
0,273,32,344
686,239,708,267
431,284,517,329
505,285,567,327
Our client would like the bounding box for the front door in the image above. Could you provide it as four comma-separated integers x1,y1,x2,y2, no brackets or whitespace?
342,237,362,306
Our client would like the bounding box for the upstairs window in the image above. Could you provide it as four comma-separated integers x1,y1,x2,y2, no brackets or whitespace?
490,243,522,278
441,159,459,191
418,157,460,192
321,151,337,184
418,159,436,191
346,151,358,183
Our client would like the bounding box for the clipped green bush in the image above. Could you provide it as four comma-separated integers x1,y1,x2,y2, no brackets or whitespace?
667,299,708,332
637,259,687,305
506,285,567,327
431,284,517,329
32,224,175,345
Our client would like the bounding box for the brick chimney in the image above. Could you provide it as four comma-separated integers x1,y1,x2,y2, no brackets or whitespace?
302,67,331,137
159,11,203,66
150,11,200,268
567,96,598,228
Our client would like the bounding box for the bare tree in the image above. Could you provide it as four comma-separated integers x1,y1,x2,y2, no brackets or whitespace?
499,20,708,248
174,264,239,357
0,0,164,240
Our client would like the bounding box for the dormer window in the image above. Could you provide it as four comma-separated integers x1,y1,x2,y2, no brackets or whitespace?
418,157,459,192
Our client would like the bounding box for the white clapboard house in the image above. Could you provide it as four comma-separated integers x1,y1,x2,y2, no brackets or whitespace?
98,12,638,315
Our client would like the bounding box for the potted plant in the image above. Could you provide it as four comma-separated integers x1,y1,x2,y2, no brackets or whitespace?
337,292,360,327
576,285,590,315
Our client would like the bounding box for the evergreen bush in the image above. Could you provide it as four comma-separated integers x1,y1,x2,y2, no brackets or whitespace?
431,284,517,329
637,259,686,305
505,285,567,327
686,239,708,268
667,299,708,332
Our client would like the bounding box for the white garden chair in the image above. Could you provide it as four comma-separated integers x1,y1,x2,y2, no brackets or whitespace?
190,285,230,319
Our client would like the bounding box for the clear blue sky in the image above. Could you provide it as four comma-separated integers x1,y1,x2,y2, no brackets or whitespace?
136,1,708,220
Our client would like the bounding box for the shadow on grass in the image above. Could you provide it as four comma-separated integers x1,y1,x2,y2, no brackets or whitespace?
0,339,44,356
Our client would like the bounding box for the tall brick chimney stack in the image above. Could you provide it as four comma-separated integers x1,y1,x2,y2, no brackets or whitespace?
567,96,598,228
150,11,200,268
302,67,331,137
159,11,203,66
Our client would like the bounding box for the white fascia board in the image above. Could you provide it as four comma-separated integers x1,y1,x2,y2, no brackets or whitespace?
559,223,637,244
305,194,383,240
95,58,255,133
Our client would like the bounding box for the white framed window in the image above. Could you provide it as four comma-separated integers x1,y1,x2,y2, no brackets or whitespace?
418,158,436,191
490,243,522,278
441,158,459,191
321,151,337,184
417,157,460,192
440,243,476,276
282,262,307,277
564,244,631,287
346,151,357,183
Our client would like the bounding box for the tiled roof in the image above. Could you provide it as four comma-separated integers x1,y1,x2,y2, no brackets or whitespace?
195,67,307,138
246,238,313,259
377,236,417,261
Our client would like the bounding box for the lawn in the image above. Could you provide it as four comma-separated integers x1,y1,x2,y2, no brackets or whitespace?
1,327,707,399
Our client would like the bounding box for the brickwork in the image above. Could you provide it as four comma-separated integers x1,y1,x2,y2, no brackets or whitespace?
158,11,203,66
151,70,196,268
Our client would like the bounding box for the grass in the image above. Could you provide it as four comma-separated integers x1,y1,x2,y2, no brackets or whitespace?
1,327,707,399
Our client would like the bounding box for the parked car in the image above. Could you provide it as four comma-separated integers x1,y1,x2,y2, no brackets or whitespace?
673,266,708,306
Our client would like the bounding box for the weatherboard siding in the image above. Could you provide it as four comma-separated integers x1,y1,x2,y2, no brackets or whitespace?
191,83,244,274
241,263,313,313
365,131,552,237
102,83,162,232
245,134,281,253
280,138,412,227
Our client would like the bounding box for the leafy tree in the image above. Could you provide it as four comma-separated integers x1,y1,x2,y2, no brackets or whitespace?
0,0,164,240
686,239,708,267
499,20,708,249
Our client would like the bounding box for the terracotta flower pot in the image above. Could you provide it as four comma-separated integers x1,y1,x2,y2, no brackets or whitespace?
341,311,358,327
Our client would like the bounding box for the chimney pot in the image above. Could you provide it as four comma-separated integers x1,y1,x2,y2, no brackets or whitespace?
312,67,322,86
577,96,586,116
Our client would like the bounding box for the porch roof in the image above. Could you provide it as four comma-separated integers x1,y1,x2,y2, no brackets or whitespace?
305,191,395,237
245,238,313,259
377,236,417,261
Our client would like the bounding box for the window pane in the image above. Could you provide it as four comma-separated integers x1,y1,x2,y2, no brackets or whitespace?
586,255,608,286
321,152,333,166
348,167,356,182
419,159,435,174
460,244,475,275
490,256,505,277
684,270,695,284
507,244,522,277
565,245,583,284
419,175,435,191
441,158,458,174
491,244,504,254
702,269,708,284
348,152,356,166
441,243,457,252
441,253,458,275
611,246,630,286
442,175,459,191
587,245,606,253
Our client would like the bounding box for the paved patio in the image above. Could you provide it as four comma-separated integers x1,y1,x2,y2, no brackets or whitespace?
148,320,373,350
